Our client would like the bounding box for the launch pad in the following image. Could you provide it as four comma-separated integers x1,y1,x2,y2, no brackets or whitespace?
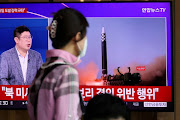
101,27,142,86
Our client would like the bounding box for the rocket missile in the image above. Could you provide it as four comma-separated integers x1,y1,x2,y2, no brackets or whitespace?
101,27,107,76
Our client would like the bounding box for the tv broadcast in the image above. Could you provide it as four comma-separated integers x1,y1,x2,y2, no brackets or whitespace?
0,2,173,111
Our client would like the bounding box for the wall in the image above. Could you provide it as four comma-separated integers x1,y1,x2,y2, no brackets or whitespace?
175,0,180,120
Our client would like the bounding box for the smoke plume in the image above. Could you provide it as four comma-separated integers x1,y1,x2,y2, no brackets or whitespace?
113,56,166,86
77,62,103,85
77,56,166,86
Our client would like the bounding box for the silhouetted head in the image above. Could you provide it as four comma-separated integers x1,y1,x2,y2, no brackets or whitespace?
84,93,130,120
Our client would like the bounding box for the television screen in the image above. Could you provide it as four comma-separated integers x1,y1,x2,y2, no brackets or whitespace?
0,2,173,111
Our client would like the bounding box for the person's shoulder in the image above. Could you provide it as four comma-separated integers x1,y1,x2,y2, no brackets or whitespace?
1,47,15,57
52,64,78,75
63,65,78,75
29,49,41,56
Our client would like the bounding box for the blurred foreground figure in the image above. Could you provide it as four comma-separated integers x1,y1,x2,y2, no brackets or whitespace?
27,8,89,120
84,94,130,120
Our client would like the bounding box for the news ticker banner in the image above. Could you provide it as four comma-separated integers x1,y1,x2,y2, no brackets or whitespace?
0,3,170,17
0,8,27,13
0,85,172,102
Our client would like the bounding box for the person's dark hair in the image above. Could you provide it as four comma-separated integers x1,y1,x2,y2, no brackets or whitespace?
14,25,30,37
49,8,89,49
84,93,130,120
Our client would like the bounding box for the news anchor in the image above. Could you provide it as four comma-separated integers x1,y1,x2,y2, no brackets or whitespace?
0,25,43,85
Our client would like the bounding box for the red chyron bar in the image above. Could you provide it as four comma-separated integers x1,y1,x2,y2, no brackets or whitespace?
0,85,172,102
79,86,172,102
0,85,29,100
0,8,27,13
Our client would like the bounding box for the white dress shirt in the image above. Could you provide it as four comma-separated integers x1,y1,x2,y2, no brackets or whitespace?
15,47,28,83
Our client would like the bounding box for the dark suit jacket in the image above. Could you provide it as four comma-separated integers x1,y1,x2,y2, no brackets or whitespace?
0,47,43,85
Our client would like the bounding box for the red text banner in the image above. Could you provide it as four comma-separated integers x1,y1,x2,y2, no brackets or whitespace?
0,85,29,100
0,85,172,102
79,86,172,102
0,8,27,13
136,66,146,71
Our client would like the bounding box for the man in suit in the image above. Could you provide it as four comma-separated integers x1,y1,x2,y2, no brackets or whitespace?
0,25,43,85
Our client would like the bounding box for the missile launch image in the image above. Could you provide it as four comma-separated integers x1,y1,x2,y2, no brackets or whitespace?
101,27,142,86
48,17,167,86
101,27,108,78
